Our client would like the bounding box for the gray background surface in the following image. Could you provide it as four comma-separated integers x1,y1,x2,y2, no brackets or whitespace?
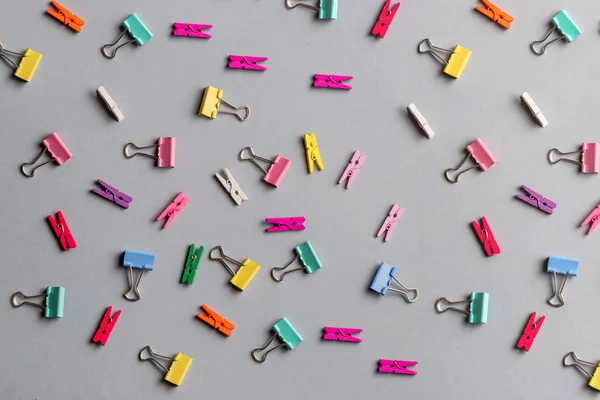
1,0,600,399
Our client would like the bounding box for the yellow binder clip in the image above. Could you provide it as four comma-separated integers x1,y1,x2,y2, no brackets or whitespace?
139,346,192,386
198,86,251,121
564,351,600,391
417,38,471,79
209,246,261,291
0,43,43,82
304,133,324,174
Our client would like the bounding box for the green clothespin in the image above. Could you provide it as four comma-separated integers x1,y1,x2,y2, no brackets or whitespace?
181,244,204,285
11,286,65,318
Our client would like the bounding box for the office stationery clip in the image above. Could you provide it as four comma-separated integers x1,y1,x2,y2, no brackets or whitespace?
371,0,400,39
563,352,600,391
21,133,72,178
251,317,303,363
338,151,366,188
92,306,121,346
196,304,235,337
181,244,203,285
548,143,599,174
418,38,471,79
285,0,337,20
198,86,250,121
369,262,418,303
471,216,500,257
172,22,212,38
580,204,600,235
271,241,322,282
91,179,132,209
323,327,362,343
376,203,405,242
0,42,42,82
378,360,418,375
313,74,353,90
546,255,578,308
229,55,268,71
96,86,124,121
520,92,547,127
515,185,556,214
156,192,189,229
46,1,85,32
101,13,152,59
435,292,489,324
47,210,77,251
445,138,496,183
139,346,192,386
475,0,513,29
123,137,175,168
265,217,306,233
11,287,65,318
215,168,248,205
516,311,545,352
209,246,260,291
530,10,581,55
239,147,292,187
304,133,324,174
407,104,434,138
122,249,154,302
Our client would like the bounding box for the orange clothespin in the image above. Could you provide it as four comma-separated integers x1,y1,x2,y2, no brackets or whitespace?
196,304,235,337
475,0,513,29
46,1,85,32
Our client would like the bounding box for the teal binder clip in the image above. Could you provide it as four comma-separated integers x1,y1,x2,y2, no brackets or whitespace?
285,0,338,20
547,255,579,308
11,286,65,318
530,10,581,55
101,13,153,59
435,292,489,324
181,244,204,285
251,318,303,363
271,240,323,282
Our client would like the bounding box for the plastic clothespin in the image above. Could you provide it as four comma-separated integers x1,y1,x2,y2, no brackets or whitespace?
0,43,43,82
92,306,121,346
304,133,324,174
122,249,154,302
47,210,77,251
208,246,261,291
475,0,513,29
285,0,337,20
371,0,400,39
378,360,418,375
239,147,292,187
20,133,72,178
546,255,578,308
228,55,268,71
123,137,175,168
313,74,353,90
435,292,489,324
418,38,472,79
139,346,192,386
548,143,599,174
196,304,235,337
96,86,124,121
471,216,500,257
91,179,132,209
198,86,251,121
322,327,362,343
520,92,547,127
516,311,545,352
101,13,152,59
531,10,581,56
156,192,189,230
271,241,322,282
181,244,203,285
407,104,434,138
11,286,65,318
265,217,306,233
369,262,418,303
376,204,405,242
251,317,303,363
515,185,556,214
172,22,212,38
580,204,600,235
445,138,496,183
563,352,600,391
46,1,85,32
338,151,366,189
215,168,248,206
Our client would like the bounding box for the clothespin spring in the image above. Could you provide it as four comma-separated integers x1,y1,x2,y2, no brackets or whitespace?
417,38,452,65
564,352,597,378
445,153,478,183
239,147,273,174
123,266,145,302
123,142,159,161
547,271,569,308
530,26,563,56
11,291,47,311
101,29,136,59
547,148,582,166
271,254,303,282
208,246,242,277
435,297,470,316
139,346,175,372
251,333,286,363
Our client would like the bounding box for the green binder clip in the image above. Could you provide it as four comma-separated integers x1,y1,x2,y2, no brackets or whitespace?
435,292,489,324
11,286,65,318
271,241,323,282
251,318,303,363
181,244,204,285
530,10,581,55
101,13,153,59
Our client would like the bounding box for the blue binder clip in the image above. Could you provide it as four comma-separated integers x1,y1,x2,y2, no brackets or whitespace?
122,249,155,302
547,255,579,308
251,318,303,363
271,241,323,282
369,262,419,303
101,13,153,59
435,292,489,324
11,286,65,318
285,0,337,20
530,10,581,55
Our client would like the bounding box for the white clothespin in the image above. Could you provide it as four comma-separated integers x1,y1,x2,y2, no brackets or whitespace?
520,92,547,127
215,168,248,205
407,104,434,138
97,86,124,121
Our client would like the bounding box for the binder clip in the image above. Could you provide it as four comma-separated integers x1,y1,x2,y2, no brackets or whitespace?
580,204,600,235
338,150,366,189
265,217,306,232
475,0,513,29
92,306,121,346
445,138,496,183
91,179,132,209
378,360,418,375
198,86,250,121
304,133,324,174
471,216,500,257
123,137,175,168
121,249,154,302
20,133,72,178
520,92,547,127
172,22,212,38
0,42,42,82
208,246,260,291
285,0,337,20
196,304,235,337
563,352,600,391
323,327,362,343
181,244,204,285
407,104,435,139
156,192,189,230
418,38,471,79
435,292,489,324
96,86,124,121
228,55,268,71
239,147,292,187
139,346,192,386
530,10,581,56
101,13,152,59
546,255,578,308
371,0,400,39
313,74,353,90
251,318,303,363
271,241,322,282
46,1,85,32
11,287,65,318
47,210,77,251
376,204,405,242
547,143,599,174
215,168,248,206
369,262,418,303
516,311,545,352
515,185,556,214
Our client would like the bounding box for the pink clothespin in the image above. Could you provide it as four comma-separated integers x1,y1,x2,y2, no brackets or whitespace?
47,210,77,251
516,311,545,352
378,359,418,375
20,133,73,178
313,74,353,90
376,204,405,242
471,216,500,257
228,55,268,71
92,306,122,346
338,150,367,189
156,192,189,230
172,22,212,38
265,217,306,233
445,138,496,183
323,327,362,343
580,204,600,235
372,0,401,39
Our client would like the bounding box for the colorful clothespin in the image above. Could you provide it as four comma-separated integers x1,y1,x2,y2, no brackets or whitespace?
285,0,337,20
407,104,434,138
215,168,248,206
101,13,152,59
304,133,324,174
228,55,268,71
265,217,306,233
139,346,192,386
338,151,366,189
369,262,418,303
313,74,352,90
91,179,132,209
123,137,175,168
198,86,251,121
563,352,600,391
580,204,600,235
11,287,65,318
96,86,124,121
546,255,578,308
239,147,292,187
531,10,581,56
322,327,362,343
475,0,513,29
47,210,77,251
92,306,121,346
435,292,489,324
122,249,154,302
371,0,400,39
516,311,545,352
172,22,212,38
378,360,418,375
376,204,405,242
20,133,71,178
548,143,599,174
520,92,547,127
515,185,556,214
271,241,322,282
181,244,203,285
0,43,42,82
196,304,235,337
445,138,496,183
252,318,303,363
156,192,189,230
46,1,85,32
471,217,500,257
209,246,260,291
418,38,472,79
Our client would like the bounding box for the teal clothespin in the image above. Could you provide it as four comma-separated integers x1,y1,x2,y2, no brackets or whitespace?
101,13,153,59
11,286,65,318
435,292,489,324
530,10,581,55
181,244,204,285
271,240,323,282
251,318,303,363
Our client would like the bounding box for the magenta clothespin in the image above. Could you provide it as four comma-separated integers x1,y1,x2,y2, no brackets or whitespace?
313,74,353,90
516,185,556,214
123,137,175,168
156,192,189,230
580,204,600,234
445,138,496,183
548,143,599,174
91,179,133,209
228,55,268,71
338,150,367,189
20,132,73,178
378,359,418,375
323,327,362,343
516,311,545,352
265,217,306,233
172,22,212,38
376,204,404,242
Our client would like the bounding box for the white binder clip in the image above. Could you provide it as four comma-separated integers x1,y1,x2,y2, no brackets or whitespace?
97,86,124,121
407,103,434,138
520,92,547,127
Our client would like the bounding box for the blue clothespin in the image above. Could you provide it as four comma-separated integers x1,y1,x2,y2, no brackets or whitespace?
436,292,489,324
101,13,153,59
251,318,303,363
11,286,65,318
271,241,322,282
547,255,579,308
369,262,419,303
122,249,155,302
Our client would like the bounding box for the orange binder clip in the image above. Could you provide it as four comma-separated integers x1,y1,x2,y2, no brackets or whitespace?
196,304,235,337
46,1,85,32
475,0,513,29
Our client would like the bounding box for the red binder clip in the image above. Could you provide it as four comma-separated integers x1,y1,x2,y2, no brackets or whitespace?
371,0,401,39
92,306,122,346
471,216,500,257
516,311,545,352
47,210,76,251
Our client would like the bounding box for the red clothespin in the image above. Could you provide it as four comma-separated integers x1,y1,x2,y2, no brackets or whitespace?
47,210,76,251
475,0,513,29
471,216,500,257
371,0,401,39
156,192,189,230
92,306,122,346
196,304,235,337
323,327,363,343
516,311,545,352
46,1,85,32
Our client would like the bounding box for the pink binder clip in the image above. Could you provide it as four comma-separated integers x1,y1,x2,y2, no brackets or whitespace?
516,311,545,352
313,74,353,90
239,147,291,187
548,143,599,174
123,137,175,168
376,204,405,242
323,327,362,343
156,192,189,230
371,0,401,39
228,55,268,71
338,150,367,189
172,22,212,38
378,359,418,375
580,204,600,235
445,138,496,183
20,133,72,178
265,217,306,233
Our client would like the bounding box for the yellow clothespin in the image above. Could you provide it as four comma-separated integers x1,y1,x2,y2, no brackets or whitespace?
304,133,324,174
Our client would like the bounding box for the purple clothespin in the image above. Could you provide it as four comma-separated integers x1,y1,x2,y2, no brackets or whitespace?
172,22,212,38
91,179,133,209
376,204,405,242
313,74,353,90
265,217,306,232
323,327,362,343
338,150,367,189
228,55,268,71
378,359,418,375
516,185,556,214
